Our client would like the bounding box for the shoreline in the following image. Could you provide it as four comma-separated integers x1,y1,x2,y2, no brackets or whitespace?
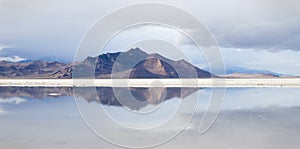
0,78,300,87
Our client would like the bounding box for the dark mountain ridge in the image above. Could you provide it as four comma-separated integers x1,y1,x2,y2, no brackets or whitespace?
0,60,67,78
52,48,214,78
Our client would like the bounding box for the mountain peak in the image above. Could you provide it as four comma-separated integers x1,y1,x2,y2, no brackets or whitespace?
124,47,148,57
127,47,146,53
57,48,213,78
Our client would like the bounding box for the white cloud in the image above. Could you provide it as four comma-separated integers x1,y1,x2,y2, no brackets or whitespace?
103,24,207,65
0,55,26,62
0,0,299,61
0,97,26,105
0,44,10,51
0,44,25,62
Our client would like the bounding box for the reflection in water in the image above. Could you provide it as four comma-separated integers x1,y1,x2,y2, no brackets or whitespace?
0,87,300,149
0,87,73,99
0,87,198,110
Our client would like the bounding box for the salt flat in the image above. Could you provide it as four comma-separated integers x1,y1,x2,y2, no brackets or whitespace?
0,78,300,87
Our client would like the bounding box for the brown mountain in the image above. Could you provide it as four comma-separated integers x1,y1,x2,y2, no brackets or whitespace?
52,48,214,78
0,48,213,78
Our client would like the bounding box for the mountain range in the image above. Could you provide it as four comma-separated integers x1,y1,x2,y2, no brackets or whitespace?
0,48,282,79
0,60,67,78
203,66,283,77
0,48,213,79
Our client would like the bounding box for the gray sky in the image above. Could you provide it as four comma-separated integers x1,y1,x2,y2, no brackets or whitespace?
0,0,299,74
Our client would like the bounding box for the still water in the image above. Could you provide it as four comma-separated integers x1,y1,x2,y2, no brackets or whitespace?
0,87,300,149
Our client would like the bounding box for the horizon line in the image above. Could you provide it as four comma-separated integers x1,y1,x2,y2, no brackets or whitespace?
0,78,300,88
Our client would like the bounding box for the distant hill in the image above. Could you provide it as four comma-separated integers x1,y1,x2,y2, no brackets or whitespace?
224,66,283,76
0,60,67,78
204,66,283,78
218,73,279,78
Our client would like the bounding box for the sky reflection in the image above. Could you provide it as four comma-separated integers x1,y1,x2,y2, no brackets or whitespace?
0,87,299,149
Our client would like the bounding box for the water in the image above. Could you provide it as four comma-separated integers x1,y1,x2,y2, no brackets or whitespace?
0,87,300,149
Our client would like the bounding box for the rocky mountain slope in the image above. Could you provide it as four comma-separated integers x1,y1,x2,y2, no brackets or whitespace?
51,48,213,79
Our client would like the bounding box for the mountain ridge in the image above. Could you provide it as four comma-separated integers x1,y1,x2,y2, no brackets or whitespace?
0,48,214,79
52,48,214,79
0,48,283,79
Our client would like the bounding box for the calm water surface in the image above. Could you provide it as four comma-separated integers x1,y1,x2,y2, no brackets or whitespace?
0,87,300,149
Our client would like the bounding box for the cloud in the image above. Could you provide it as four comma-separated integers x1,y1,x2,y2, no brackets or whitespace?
0,44,12,51
195,0,300,51
220,47,300,75
0,55,26,62
0,0,299,62
0,0,108,62
0,97,27,105
0,45,27,62
165,0,300,52
210,18,300,51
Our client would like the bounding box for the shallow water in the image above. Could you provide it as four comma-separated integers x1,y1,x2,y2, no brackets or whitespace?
0,87,300,149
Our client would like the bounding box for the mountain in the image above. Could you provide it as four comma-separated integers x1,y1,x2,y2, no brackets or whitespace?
219,73,279,78
0,60,67,78
51,48,214,79
224,66,283,76
0,48,213,79
203,66,283,78
0,48,284,79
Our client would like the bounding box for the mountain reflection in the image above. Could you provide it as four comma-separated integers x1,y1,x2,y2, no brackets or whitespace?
0,87,199,110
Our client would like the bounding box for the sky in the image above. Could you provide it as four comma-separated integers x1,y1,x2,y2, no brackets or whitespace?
0,0,299,75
